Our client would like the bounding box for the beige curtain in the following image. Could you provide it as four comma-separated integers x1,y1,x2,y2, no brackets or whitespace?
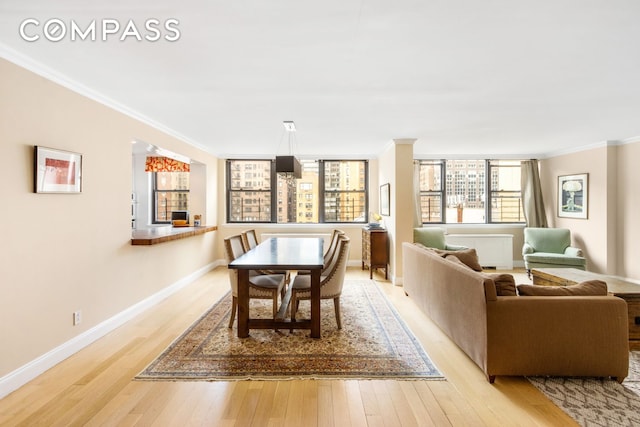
521,159,548,227
413,160,422,227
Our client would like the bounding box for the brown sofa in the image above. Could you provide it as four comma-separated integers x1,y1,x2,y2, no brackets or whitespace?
402,242,629,383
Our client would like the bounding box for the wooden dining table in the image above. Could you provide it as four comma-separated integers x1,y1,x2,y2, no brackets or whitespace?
228,237,324,338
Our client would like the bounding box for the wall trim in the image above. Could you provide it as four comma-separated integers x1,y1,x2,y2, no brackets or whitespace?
1,43,210,156
539,137,640,159
0,260,222,399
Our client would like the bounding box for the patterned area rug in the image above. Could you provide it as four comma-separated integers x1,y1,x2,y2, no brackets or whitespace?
136,280,443,381
528,351,640,426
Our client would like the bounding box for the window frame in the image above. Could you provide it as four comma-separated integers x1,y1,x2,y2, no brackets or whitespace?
417,159,524,225
151,171,190,224
487,160,525,223
226,159,274,223
226,159,369,224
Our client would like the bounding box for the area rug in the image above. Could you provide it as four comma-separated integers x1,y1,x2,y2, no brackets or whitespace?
136,280,444,381
528,351,640,426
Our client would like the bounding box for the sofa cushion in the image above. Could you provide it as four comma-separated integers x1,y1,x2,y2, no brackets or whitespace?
523,252,585,267
484,273,517,296
445,255,471,269
517,280,608,296
435,248,482,272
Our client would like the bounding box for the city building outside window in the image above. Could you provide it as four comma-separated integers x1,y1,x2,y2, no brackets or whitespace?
417,159,524,224
227,160,272,222
153,171,190,223
226,159,368,223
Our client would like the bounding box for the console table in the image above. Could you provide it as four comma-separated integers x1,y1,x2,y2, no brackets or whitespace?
532,268,640,350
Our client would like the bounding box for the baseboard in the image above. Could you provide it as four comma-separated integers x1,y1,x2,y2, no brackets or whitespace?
0,260,222,399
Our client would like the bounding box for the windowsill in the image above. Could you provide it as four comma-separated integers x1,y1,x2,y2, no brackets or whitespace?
131,225,217,245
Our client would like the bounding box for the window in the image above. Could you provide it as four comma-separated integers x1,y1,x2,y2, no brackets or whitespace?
153,171,190,223
226,159,368,223
417,159,524,224
417,160,443,223
227,160,272,222
322,160,367,223
489,160,524,223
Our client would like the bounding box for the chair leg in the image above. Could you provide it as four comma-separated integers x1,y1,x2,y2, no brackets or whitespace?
272,293,278,319
290,294,297,321
333,297,342,329
228,296,237,328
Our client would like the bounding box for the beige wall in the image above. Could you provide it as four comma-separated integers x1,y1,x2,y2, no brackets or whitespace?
540,141,640,279
616,142,640,278
0,59,219,378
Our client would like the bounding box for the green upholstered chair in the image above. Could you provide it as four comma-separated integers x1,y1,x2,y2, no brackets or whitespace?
522,227,586,277
413,227,467,251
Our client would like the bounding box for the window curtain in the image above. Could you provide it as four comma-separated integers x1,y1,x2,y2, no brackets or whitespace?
145,156,190,172
521,159,548,227
413,160,422,227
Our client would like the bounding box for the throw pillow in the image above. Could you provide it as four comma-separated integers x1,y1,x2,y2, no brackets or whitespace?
484,273,517,296
434,248,482,272
516,280,608,296
445,255,472,270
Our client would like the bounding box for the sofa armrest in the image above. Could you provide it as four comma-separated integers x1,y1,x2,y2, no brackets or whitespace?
522,243,534,255
564,246,583,257
486,296,629,381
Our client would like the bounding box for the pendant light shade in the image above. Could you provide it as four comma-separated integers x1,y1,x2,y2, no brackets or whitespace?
275,155,301,178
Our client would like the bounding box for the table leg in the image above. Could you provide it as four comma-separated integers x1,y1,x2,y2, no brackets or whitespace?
237,269,250,338
310,268,321,338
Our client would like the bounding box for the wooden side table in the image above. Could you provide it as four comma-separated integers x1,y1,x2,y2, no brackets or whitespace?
362,227,388,280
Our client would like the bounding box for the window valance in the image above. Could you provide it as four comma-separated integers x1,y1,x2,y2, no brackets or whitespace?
145,156,190,172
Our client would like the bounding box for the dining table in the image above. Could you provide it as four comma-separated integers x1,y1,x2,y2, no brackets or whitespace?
227,237,324,338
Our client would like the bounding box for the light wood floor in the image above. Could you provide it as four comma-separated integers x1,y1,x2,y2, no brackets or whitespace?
0,267,577,426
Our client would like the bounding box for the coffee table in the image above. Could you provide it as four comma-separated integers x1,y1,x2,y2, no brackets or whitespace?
531,268,640,350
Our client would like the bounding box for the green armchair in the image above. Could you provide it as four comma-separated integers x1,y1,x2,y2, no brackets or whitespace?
413,227,467,251
522,227,586,277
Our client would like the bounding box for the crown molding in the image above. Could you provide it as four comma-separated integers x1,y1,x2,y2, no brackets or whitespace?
538,136,640,159
1,43,213,156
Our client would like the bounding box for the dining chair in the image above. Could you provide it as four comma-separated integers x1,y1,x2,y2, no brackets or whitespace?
241,229,260,251
241,229,291,285
224,234,286,328
290,235,351,329
296,229,345,275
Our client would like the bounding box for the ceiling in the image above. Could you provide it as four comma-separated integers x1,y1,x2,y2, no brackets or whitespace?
2,0,639,159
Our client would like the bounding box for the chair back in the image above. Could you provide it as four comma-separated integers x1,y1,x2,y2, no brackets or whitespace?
242,229,259,251
224,234,246,294
524,227,571,254
320,235,350,298
324,229,345,265
413,227,447,249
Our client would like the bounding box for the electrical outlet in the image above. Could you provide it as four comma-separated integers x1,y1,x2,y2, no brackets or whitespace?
73,310,82,326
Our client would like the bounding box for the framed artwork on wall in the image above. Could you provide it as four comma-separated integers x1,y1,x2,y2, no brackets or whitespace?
380,183,390,216
557,173,588,219
34,146,83,193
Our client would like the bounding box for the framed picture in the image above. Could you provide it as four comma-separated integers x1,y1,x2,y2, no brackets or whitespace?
558,173,588,219
380,183,390,216
34,146,83,193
